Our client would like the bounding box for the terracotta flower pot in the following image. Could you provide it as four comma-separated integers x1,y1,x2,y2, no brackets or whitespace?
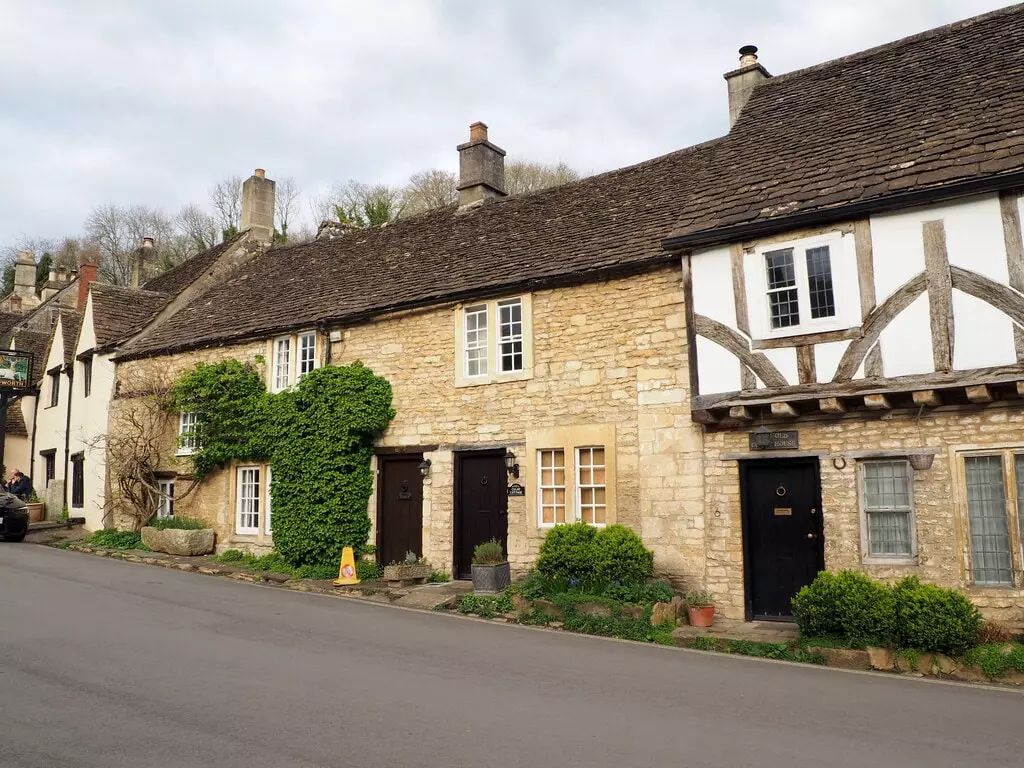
687,605,715,627
25,502,44,524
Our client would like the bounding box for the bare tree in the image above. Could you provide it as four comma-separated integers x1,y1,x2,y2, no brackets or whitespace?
310,181,404,228
176,204,220,252
274,177,301,242
84,204,177,285
209,175,243,238
103,366,199,531
504,159,581,196
401,169,458,217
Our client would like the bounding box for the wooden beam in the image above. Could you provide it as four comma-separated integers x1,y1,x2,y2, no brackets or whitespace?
865,345,884,378
691,409,719,425
771,401,798,418
730,245,749,336
912,390,942,407
796,345,816,385
680,255,700,399
729,405,754,421
864,394,892,410
1016,381,1024,397
854,219,877,321
819,397,847,414
923,220,954,373
1000,192,1024,361
694,315,788,389
966,384,993,403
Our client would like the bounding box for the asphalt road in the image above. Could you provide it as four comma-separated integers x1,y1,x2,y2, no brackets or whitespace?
1,545,1022,768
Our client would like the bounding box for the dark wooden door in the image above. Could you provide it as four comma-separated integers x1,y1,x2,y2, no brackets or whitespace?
377,454,423,567
741,459,823,620
454,451,508,580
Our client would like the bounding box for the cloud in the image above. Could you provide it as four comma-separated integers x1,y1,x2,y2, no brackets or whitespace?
0,0,1010,248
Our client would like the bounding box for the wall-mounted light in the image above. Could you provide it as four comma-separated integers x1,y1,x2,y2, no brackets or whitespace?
504,450,519,479
418,459,432,478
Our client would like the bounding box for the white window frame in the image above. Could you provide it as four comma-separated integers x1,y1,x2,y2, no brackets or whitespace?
498,298,524,373
155,478,175,519
745,231,859,341
537,449,566,528
857,459,917,565
575,446,607,527
463,304,489,378
272,336,291,392
455,295,533,386
264,467,273,536
297,332,317,380
177,412,199,456
236,466,261,535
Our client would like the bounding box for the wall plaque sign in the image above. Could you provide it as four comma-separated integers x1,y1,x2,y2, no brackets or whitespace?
507,483,525,497
749,429,799,451
0,350,32,390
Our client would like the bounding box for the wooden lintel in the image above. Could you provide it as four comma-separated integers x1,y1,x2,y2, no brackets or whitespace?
912,390,942,407
864,393,892,410
819,397,847,414
1016,381,1024,397
966,384,993,404
770,401,798,418
729,405,754,421
691,409,719,425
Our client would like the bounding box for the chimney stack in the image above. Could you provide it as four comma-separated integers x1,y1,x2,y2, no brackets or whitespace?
48,268,57,283
77,263,99,312
240,168,276,244
457,122,506,208
14,251,36,302
724,45,770,128
57,266,68,282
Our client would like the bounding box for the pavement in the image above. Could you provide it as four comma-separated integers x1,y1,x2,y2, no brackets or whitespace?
1,545,1022,768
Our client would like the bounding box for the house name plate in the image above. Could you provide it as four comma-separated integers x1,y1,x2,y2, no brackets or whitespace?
507,483,526,497
748,430,799,451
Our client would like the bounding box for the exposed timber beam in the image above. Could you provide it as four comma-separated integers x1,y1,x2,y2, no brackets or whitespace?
729,406,754,421
912,390,942,407
819,397,847,414
771,402,799,418
966,384,993,404
864,394,892,410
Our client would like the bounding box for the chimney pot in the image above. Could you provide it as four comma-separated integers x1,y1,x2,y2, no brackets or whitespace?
48,268,57,283
141,236,155,249
254,168,266,179
724,44,770,129
457,122,507,208
57,266,67,282
738,45,758,66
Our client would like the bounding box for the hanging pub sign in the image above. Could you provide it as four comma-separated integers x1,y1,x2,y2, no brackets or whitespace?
0,350,32,390
507,483,526,497
749,429,799,451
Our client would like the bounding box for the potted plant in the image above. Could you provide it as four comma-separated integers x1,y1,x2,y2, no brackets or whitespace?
471,538,510,594
25,492,44,524
382,551,433,587
685,589,715,627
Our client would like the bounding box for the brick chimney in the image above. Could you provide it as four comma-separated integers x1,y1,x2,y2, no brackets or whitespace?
457,122,506,208
240,168,276,244
77,263,99,312
724,46,771,128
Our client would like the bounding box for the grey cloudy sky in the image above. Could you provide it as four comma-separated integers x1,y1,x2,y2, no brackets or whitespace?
0,0,1010,248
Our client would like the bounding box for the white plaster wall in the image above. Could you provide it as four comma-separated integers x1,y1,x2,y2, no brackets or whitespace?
952,292,1017,370
814,340,850,383
879,294,933,377
34,318,68,512
690,246,735,327
762,346,798,387
695,336,741,395
67,297,113,530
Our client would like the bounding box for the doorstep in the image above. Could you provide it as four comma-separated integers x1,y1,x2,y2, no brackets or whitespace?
674,618,800,644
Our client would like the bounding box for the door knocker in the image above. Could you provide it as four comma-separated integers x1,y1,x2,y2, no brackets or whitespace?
480,476,489,486
775,485,787,497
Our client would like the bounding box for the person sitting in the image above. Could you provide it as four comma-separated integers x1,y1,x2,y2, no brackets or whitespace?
7,470,33,501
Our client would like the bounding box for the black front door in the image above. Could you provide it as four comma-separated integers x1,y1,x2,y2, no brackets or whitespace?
454,451,508,580
377,454,424,567
741,459,824,620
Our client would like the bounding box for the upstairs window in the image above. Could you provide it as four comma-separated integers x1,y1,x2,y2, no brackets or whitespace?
273,337,291,392
745,232,857,341
81,356,93,398
298,332,317,379
48,367,60,408
178,412,200,455
456,296,533,386
269,331,317,391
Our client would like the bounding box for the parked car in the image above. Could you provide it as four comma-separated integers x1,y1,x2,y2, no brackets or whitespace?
0,491,29,542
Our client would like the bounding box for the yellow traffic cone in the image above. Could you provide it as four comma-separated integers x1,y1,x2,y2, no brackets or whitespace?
334,546,360,585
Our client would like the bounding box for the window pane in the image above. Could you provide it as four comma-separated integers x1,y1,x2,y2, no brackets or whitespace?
805,246,836,319
764,249,796,289
298,333,316,377
863,461,912,556
765,249,800,329
538,449,565,526
499,299,524,372
237,467,261,532
465,306,488,377
965,456,1013,585
577,446,607,526
274,338,291,390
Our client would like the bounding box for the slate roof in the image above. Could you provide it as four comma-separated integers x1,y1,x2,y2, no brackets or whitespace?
665,4,1024,245
59,311,82,368
124,4,1024,358
0,312,24,346
5,404,28,438
11,329,50,381
88,284,169,351
142,234,243,296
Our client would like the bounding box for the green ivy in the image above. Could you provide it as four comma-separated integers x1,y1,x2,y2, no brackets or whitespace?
169,361,395,569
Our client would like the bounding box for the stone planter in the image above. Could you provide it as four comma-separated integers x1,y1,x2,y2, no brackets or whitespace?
471,561,510,594
382,563,432,587
686,605,715,627
140,527,215,556
25,502,44,524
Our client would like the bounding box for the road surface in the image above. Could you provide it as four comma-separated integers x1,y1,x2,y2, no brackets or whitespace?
1,544,1022,768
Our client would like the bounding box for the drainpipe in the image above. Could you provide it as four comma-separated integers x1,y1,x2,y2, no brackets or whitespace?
62,364,73,513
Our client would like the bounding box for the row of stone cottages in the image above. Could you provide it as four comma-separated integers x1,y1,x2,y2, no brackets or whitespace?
6,5,1024,624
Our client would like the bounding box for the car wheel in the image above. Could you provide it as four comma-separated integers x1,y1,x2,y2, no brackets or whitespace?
3,533,26,542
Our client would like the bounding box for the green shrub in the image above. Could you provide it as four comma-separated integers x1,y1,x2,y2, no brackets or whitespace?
472,538,505,565
356,560,382,581
146,515,207,531
217,549,247,563
791,570,894,647
591,525,653,584
459,592,514,618
536,522,597,582
88,530,144,550
294,562,338,580
963,642,1024,679
428,570,451,583
893,576,981,655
